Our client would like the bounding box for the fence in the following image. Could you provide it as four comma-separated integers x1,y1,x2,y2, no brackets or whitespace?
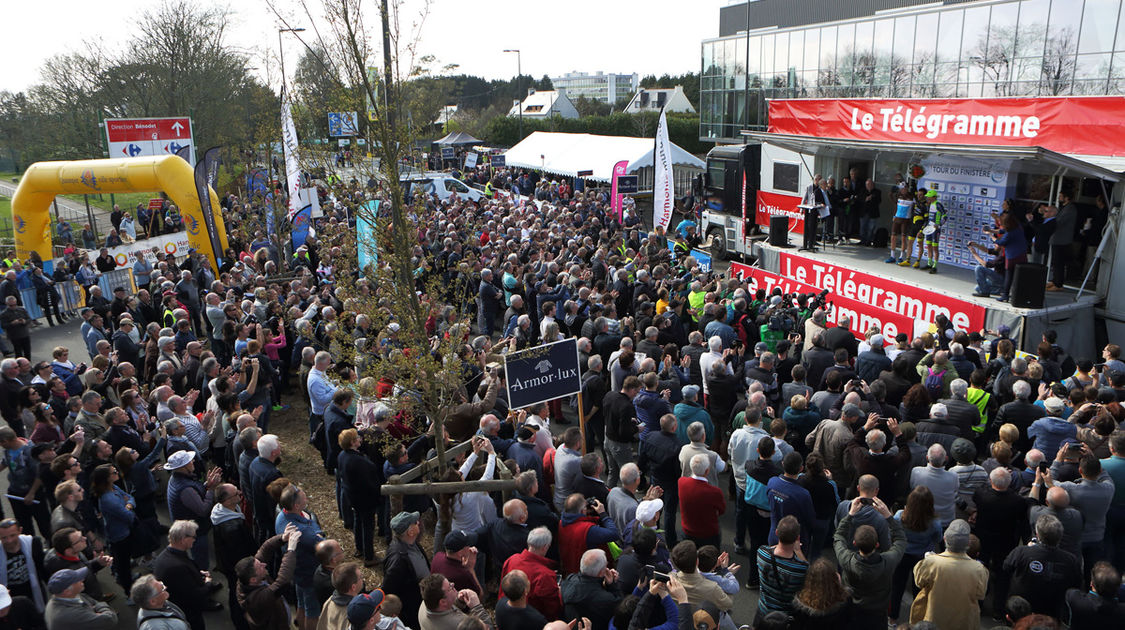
15,268,134,320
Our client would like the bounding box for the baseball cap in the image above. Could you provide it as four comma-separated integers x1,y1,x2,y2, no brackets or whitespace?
47,567,88,594
443,530,478,553
997,324,1011,336
346,590,385,626
870,334,885,348
693,601,721,630
634,499,663,524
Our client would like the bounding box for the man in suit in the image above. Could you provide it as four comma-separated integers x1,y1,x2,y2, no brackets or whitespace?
860,179,882,246
1047,189,1078,291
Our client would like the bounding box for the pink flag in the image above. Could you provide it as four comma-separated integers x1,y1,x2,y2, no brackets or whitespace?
610,160,628,220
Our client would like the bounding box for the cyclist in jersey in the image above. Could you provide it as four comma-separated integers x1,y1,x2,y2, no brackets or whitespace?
923,189,948,274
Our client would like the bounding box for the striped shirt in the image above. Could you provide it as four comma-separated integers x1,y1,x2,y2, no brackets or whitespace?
756,545,808,615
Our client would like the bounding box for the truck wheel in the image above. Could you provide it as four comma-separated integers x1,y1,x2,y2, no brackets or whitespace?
708,228,727,261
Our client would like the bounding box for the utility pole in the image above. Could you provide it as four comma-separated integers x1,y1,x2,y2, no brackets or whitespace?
503,49,523,141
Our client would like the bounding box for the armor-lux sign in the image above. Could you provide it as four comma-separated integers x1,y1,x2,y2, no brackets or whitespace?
730,262,914,341
504,337,582,409
767,97,1125,157
756,190,805,232
777,252,987,332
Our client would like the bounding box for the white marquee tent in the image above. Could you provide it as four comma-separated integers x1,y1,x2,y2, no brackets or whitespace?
502,131,704,182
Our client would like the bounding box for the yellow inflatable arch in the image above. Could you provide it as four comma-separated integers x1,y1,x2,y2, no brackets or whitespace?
11,155,229,270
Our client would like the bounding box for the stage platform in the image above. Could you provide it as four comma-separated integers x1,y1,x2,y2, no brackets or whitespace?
747,238,1100,355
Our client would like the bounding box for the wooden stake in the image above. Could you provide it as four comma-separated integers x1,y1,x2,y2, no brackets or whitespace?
577,391,587,455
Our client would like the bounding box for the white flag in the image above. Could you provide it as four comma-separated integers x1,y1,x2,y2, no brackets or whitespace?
281,90,302,220
652,108,674,231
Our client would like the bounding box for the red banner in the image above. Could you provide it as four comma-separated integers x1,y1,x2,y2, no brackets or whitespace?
730,262,914,341
768,97,1125,157
777,252,986,333
756,190,805,232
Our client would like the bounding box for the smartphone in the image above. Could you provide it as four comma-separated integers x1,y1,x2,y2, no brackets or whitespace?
859,497,873,506
653,570,671,583
1066,442,1083,453
1038,461,1049,473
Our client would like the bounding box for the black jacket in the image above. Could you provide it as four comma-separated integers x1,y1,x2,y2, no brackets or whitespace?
323,405,353,473
637,430,682,492
824,327,859,358
212,513,256,576
153,546,210,629
855,350,891,383
915,416,962,454
937,398,981,438
474,519,529,565
337,449,383,511
801,346,835,391
561,573,623,630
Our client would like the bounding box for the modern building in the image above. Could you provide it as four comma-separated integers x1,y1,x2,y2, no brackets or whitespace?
623,86,698,113
508,89,581,119
551,71,640,105
701,0,1125,142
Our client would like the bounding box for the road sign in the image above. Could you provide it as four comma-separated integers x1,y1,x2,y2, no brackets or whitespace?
105,117,195,166
328,112,359,137
504,338,582,409
617,175,638,194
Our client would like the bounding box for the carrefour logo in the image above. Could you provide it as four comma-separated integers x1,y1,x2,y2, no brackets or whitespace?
14,215,26,234
184,214,200,236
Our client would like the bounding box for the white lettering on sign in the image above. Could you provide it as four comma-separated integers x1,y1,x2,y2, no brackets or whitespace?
851,105,1041,141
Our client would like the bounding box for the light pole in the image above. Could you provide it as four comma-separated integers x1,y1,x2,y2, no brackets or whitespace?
278,27,307,95
503,49,523,141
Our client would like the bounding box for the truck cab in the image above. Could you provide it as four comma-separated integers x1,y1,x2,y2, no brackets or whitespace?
700,143,760,259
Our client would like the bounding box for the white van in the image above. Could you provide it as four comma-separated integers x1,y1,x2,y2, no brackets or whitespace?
401,173,486,203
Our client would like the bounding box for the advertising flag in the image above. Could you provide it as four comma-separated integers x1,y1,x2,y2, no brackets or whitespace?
357,199,380,272
610,160,628,220
192,146,225,268
281,90,303,221
653,108,674,231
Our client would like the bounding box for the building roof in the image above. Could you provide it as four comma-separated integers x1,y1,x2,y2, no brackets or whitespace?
503,131,705,181
507,90,579,118
624,86,696,113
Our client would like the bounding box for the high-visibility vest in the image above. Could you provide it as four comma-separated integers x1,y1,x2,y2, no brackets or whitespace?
967,387,992,433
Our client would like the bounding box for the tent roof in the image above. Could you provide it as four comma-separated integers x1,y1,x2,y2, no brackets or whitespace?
503,131,704,181
434,131,481,146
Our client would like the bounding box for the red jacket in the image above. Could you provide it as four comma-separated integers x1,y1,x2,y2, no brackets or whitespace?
678,477,726,538
501,550,562,620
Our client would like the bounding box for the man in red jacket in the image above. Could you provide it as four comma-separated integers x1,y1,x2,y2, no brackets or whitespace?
500,526,562,621
679,453,726,548
557,494,620,576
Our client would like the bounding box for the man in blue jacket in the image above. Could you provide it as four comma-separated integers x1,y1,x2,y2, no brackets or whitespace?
767,452,816,551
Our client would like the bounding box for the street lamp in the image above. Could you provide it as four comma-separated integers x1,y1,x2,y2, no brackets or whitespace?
503,49,523,140
278,27,307,94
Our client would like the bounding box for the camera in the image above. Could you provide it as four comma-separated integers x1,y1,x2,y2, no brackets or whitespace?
585,498,599,515
859,497,873,506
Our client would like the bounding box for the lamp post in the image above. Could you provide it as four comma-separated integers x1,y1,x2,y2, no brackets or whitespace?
278,27,307,95
503,49,523,141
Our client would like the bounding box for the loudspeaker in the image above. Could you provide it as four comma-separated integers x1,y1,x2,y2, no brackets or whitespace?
769,216,789,247
1011,263,1047,309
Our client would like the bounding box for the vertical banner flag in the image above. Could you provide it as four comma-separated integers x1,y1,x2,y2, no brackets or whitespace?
191,146,225,269
610,160,629,220
281,90,302,221
653,108,674,231
281,89,312,249
357,199,380,272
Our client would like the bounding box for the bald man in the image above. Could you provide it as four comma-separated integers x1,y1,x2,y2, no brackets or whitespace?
1029,483,1084,560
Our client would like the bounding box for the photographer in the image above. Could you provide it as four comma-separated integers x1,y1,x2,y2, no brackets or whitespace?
557,494,621,577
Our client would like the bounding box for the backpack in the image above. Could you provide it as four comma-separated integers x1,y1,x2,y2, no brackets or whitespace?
925,367,946,400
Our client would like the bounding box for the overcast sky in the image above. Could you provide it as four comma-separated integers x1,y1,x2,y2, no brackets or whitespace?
3,0,721,93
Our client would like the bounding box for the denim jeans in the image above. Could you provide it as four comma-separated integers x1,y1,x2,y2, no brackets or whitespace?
860,217,877,243
974,264,1004,296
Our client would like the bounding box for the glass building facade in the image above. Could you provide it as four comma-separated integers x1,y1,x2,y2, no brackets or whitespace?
551,71,640,105
701,0,1125,141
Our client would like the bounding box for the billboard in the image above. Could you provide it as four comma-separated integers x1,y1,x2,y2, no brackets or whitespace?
105,117,194,165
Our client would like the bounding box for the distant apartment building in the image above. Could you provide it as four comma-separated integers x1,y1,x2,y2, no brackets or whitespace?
551,71,640,105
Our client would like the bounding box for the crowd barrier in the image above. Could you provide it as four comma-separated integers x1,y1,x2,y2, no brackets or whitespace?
13,268,134,321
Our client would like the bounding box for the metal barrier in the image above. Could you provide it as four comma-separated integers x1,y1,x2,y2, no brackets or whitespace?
16,280,85,320
97,268,137,297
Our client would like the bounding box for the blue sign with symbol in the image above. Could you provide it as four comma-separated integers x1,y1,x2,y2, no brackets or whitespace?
126,144,142,157
328,112,359,137
504,338,582,409
167,141,185,154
